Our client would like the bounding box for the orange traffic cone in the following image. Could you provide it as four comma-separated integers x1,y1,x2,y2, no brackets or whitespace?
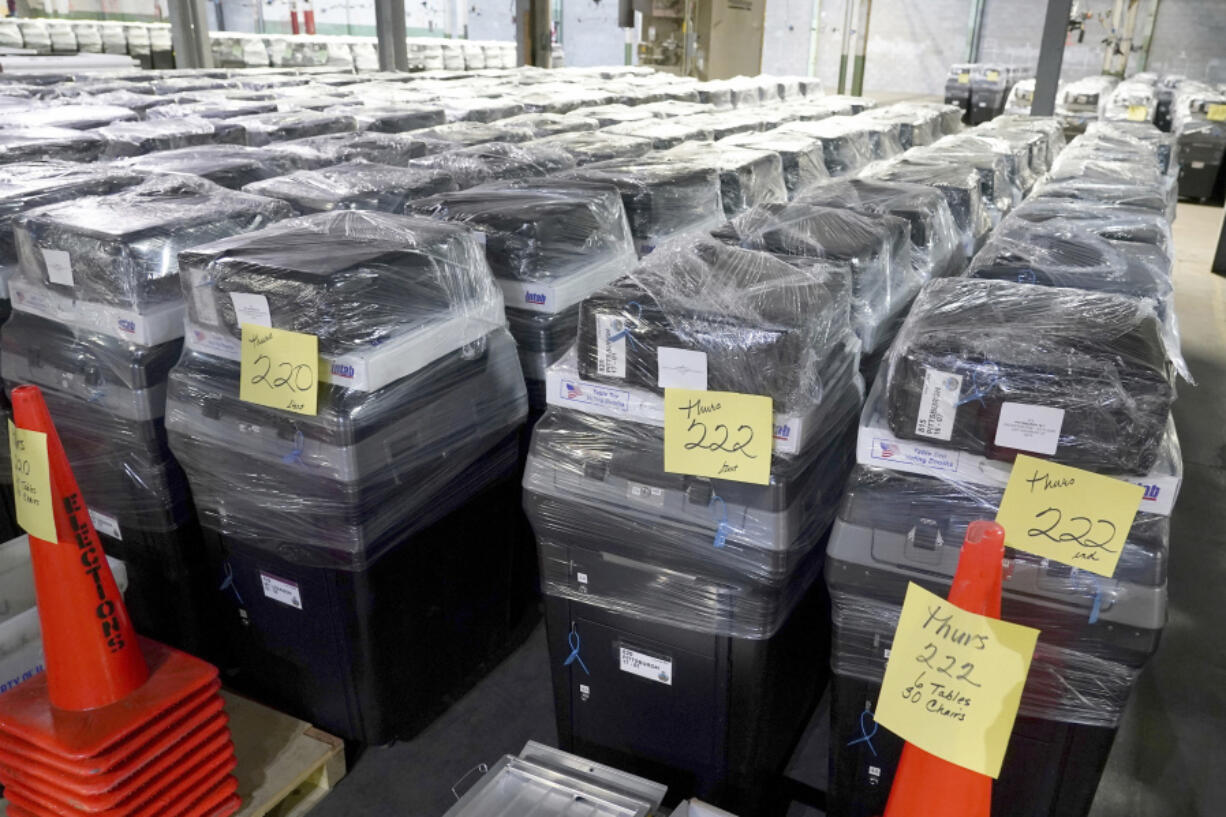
0,385,240,817
880,520,1005,817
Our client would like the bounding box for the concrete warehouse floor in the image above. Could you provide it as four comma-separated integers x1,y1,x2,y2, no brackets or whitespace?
310,203,1226,817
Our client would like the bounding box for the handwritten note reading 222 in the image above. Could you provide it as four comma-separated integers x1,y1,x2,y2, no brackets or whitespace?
663,389,772,486
875,583,1039,779
240,325,319,416
7,421,56,541
996,454,1142,578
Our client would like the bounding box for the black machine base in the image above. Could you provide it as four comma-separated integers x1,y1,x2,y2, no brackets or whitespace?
544,579,832,816
827,674,1117,817
202,439,540,745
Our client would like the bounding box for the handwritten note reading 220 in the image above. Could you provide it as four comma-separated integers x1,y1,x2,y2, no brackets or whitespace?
875,583,1039,778
7,421,56,541
996,454,1142,578
240,325,319,416
663,389,772,486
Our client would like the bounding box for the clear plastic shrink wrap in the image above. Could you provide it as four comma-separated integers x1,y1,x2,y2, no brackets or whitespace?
675,110,763,141
916,133,1025,214
1101,78,1157,123
797,178,963,280
979,114,1068,175
4,103,137,130
275,131,432,166
120,144,313,189
442,95,525,123
408,141,577,189
843,114,907,160
219,109,358,146
829,591,1147,727
661,141,788,217
602,117,716,150
1003,78,1039,116
92,115,218,158
1005,198,1172,254
857,104,944,150
693,80,736,109
883,278,1174,474
575,236,858,415
1171,80,1226,135
0,311,193,531
569,104,658,127
0,126,105,165
636,99,717,118
80,89,172,116
167,214,526,569
863,158,991,258
835,462,1173,598
242,160,459,215
713,202,912,355
180,210,504,357
413,120,540,150
14,174,291,315
777,118,877,176
343,103,445,133
719,128,832,197
559,157,724,255
966,216,1172,304
524,406,859,638
145,98,279,121
0,161,143,293
1084,120,1175,176
497,112,600,138
1040,146,1176,219
528,131,654,165
408,179,635,314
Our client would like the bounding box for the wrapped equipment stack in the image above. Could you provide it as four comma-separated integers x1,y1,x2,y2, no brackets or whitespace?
166,210,536,743
824,115,1183,817
0,174,288,655
525,236,863,813
410,179,637,412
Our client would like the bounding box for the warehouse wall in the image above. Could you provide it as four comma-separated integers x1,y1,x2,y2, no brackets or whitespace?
769,0,1226,96
560,0,627,67
467,0,515,40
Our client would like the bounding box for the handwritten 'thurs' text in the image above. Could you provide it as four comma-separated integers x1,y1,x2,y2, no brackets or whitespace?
899,601,986,722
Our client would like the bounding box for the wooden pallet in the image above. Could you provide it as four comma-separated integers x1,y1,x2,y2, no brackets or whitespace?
225,691,347,817
0,691,346,817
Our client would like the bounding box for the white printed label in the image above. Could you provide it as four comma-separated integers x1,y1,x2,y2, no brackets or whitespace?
576,571,589,584
88,509,122,541
626,481,666,507
994,402,1064,455
595,314,627,379
657,347,708,390
618,645,673,685
42,249,73,287
869,765,882,777
915,368,962,441
1192,161,1206,169
230,292,272,328
260,572,302,609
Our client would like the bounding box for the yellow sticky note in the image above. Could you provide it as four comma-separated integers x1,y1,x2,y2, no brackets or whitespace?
8,421,57,541
995,454,1142,578
1127,104,1148,121
1208,103,1226,122
985,69,1000,82
958,72,970,84
663,389,772,486
239,324,319,416
875,582,1039,779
